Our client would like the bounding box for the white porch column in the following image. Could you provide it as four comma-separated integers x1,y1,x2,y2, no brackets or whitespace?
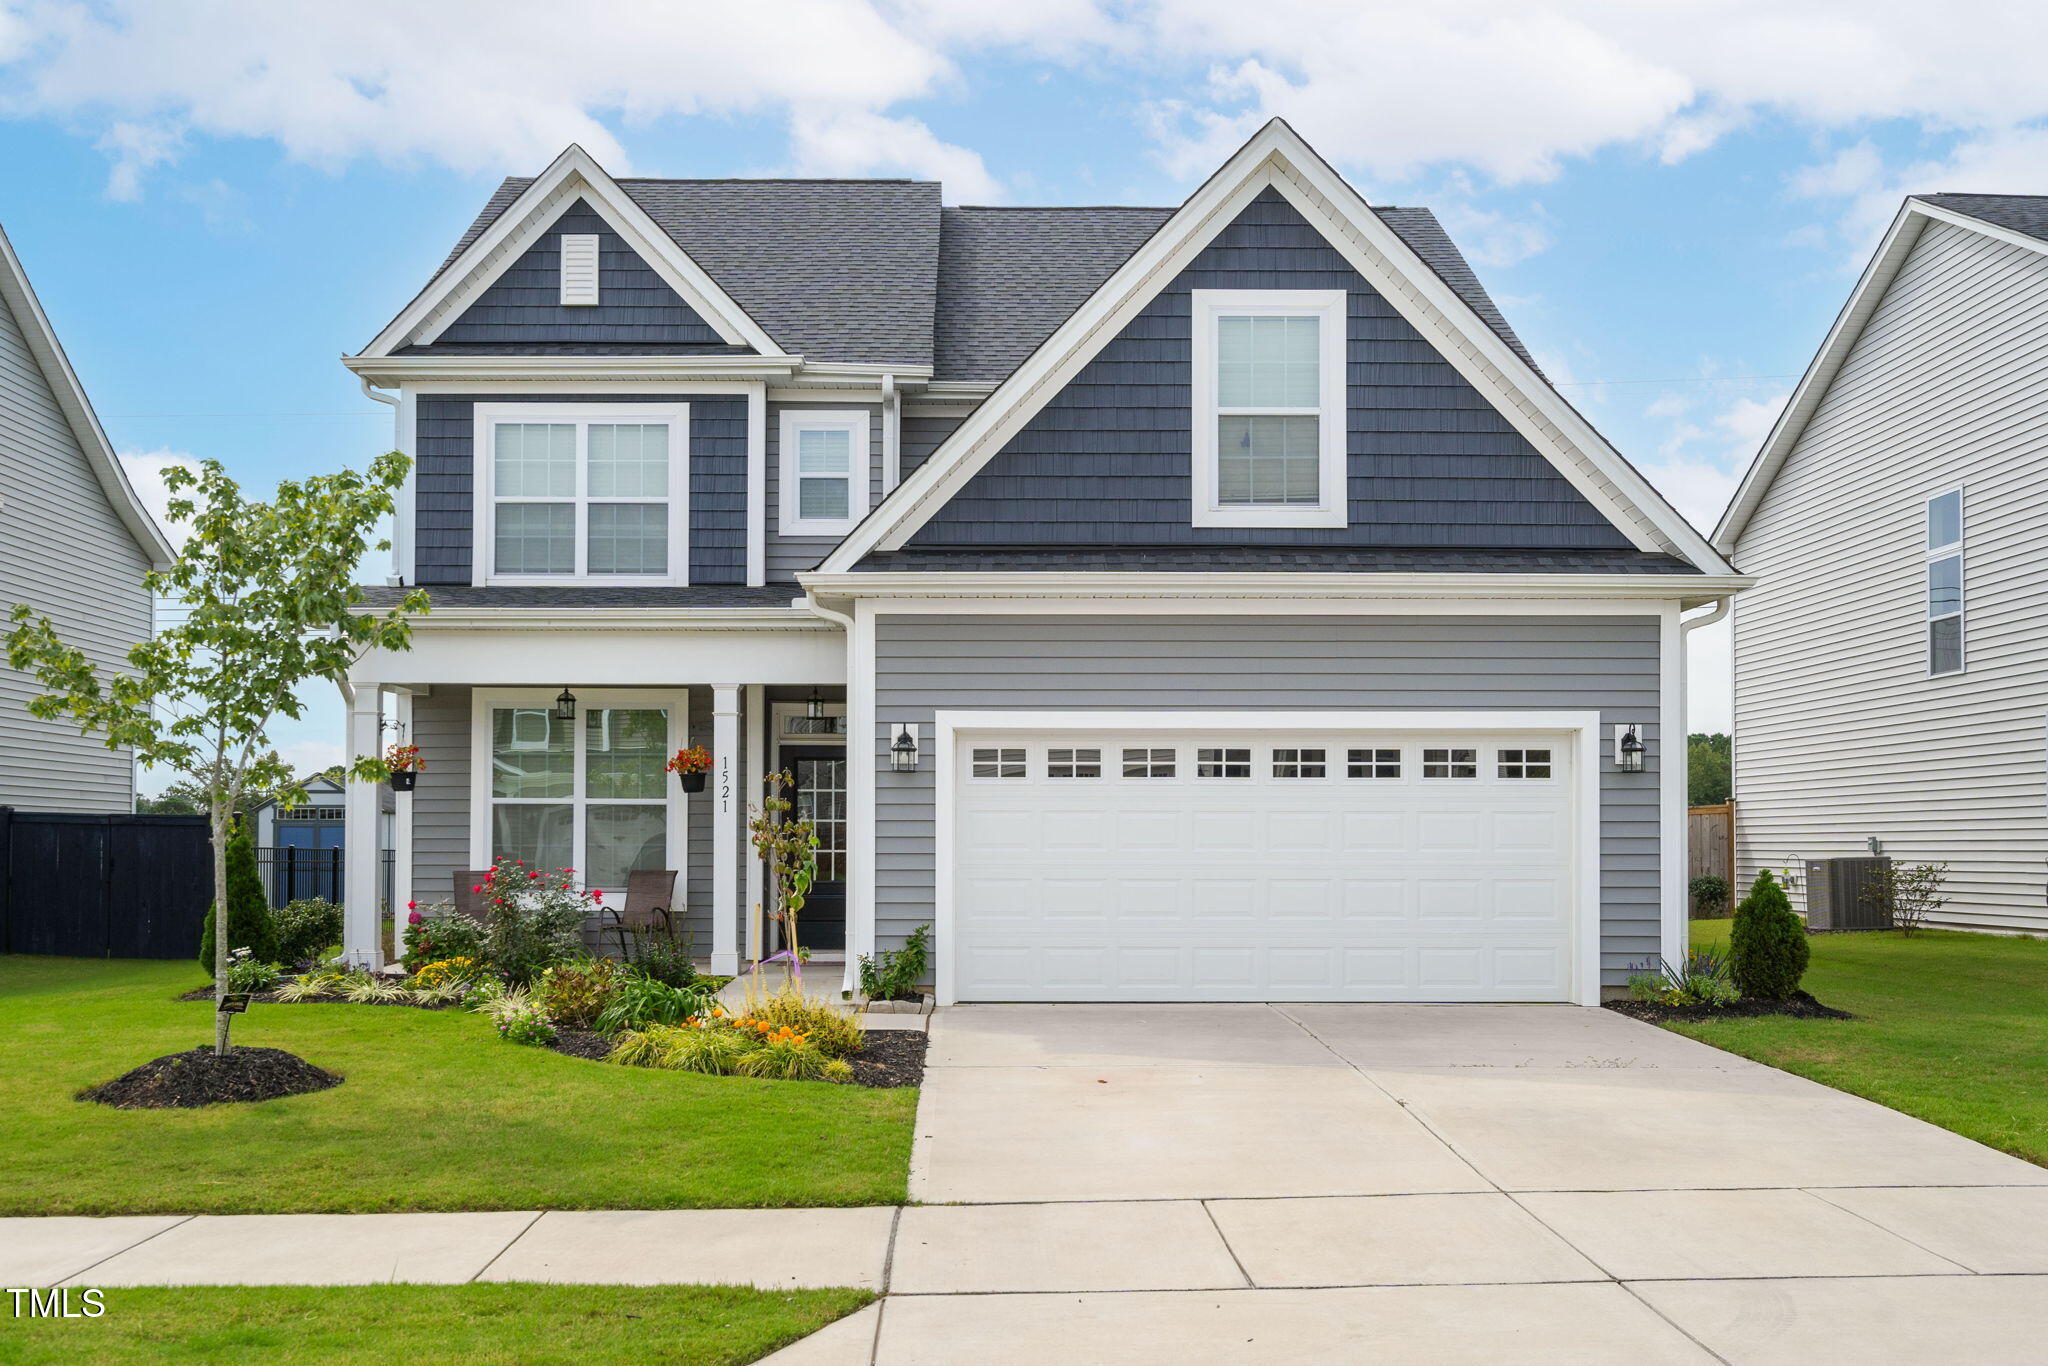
743,683,765,963
711,684,741,975
342,684,385,968
391,689,416,918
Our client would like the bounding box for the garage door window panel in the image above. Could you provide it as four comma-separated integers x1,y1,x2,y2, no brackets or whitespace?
1122,748,1176,778
1348,748,1401,779
1423,748,1478,779
971,747,1026,779
1497,748,1553,779
1048,748,1103,779
1272,748,1327,778
1196,747,1252,778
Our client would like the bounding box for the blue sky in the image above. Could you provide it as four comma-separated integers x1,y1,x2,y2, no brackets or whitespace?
3,1,2046,782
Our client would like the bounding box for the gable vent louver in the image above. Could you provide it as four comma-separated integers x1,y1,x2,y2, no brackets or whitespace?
559,234,600,306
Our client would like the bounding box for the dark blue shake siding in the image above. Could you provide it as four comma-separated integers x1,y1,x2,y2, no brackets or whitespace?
437,200,723,346
910,188,1631,549
413,393,747,585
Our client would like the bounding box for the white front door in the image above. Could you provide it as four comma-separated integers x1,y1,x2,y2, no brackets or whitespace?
948,726,1581,1003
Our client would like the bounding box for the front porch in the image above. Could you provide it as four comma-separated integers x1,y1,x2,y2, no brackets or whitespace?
340,611,850,984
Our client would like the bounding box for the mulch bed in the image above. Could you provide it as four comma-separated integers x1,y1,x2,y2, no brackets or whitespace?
1606,990,1853,1024
550,1027,615,1062
544,1023,929,1087
847,1029,927,1088
80,1046,343,1109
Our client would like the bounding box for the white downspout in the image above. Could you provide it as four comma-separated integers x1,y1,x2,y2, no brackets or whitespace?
358,376,404,585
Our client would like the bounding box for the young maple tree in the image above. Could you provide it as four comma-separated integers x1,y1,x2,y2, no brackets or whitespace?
748,769,818,972
6,454,428,1056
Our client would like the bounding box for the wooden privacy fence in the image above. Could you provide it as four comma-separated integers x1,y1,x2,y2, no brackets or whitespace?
0,808,210,959
1688,801,1735,911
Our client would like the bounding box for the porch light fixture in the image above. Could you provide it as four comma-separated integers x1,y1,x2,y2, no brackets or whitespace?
889,723,919,773
806,688,826,721
553,687,578,723
1615,724,1646,773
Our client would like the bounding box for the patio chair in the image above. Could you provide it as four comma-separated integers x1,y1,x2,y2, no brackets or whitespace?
597,869,678,960
452,871,493,926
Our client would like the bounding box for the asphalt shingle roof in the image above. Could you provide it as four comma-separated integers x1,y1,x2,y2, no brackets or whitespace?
410,178,1534,382
850,547,1699,575
1915,194,2048,244
436,177,943,367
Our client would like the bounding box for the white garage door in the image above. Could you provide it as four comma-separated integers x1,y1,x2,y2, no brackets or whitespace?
950,728,1579,1003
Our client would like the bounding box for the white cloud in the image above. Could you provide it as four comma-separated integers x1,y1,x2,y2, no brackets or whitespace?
786,108,1002,201
1794,126,2048,253
118,447,196,546
0,0,992,196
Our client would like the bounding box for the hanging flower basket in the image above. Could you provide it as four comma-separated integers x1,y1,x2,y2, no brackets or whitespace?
667,745,712,793
386,743,423,791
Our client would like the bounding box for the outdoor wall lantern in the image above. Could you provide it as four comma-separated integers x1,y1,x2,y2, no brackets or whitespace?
806,687,826,721
553,687,578,723
889,723,920,772
1615,723,1646,773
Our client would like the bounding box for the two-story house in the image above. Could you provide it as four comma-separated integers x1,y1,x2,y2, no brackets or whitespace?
0,224,174,811
1716,194,2048,935
339,120,1746,1004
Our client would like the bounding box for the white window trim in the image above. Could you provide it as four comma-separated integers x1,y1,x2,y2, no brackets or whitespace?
778,409,872,537
1925,485,1965,678
474,402,691,588
468,688,689,894
1189,288,1348,529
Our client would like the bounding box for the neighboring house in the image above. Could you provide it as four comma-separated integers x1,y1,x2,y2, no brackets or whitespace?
1717,194,2048,936
338,119,1746,1003
0,224,175,811
248,770,395,906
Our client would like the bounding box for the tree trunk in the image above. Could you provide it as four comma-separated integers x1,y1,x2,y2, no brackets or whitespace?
212,806,232,1057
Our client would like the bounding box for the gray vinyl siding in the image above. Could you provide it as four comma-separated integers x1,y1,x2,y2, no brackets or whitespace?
908,188,1631,551
413,392,748,586
407,686,471,904
900,410,967,478
0,290,151,812
764,403,883,583
874,614,1665,987
1733,217,2048,934
437,199,723,346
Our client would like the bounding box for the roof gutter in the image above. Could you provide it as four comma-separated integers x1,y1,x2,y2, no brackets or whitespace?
798,570,1755,607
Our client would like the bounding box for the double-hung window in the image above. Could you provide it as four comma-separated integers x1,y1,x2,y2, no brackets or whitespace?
779,410,870,536
476,691,680,891
1926,488,1964,676
478,404,688,585
1190,289,1347,528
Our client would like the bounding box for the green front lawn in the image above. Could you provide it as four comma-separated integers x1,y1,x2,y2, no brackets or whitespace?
1668,920,2048,1165
0,1283,873,1366
0,956,915,1216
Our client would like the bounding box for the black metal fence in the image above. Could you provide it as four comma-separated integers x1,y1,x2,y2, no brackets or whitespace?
0,808,211,959
256,846,394,911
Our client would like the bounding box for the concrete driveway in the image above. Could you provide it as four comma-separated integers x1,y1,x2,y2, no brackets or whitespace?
781,1003,2048,1365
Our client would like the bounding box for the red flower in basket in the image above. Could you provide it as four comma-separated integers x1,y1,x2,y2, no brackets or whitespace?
668,745,713,792
384,743,424,791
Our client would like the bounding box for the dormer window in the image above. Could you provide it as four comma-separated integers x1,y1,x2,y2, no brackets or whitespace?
559,234,600,306
475,403,689,586
1189,289,1347,529
778,410,870,537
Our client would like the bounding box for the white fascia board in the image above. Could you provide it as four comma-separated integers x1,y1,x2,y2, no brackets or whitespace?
342,354,803,386
799,570,1752,604
822,118,1733,575
1712,198,2046,552
0,224,176,568
387,606,832,632
358,144,784,358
